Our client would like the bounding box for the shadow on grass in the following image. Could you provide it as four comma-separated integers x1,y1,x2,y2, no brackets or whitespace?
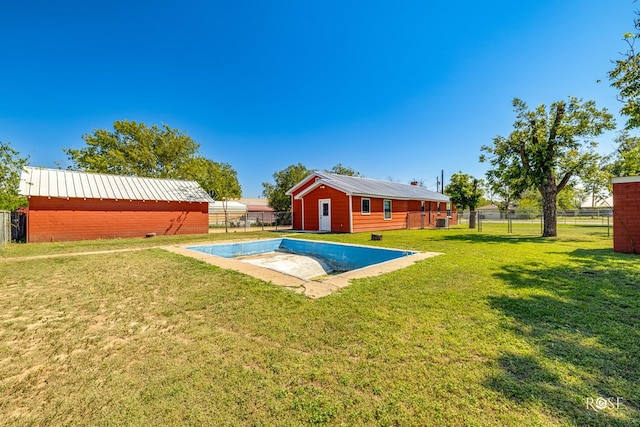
486,248,640,426
440,233,555,245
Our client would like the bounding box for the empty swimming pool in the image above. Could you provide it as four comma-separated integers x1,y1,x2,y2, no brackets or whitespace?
185,238,417,280
168,237,442,298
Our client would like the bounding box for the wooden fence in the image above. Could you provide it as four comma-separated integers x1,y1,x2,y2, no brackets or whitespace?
0,211,9,245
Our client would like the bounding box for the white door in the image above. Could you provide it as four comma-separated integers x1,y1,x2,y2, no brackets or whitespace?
319,199,331,231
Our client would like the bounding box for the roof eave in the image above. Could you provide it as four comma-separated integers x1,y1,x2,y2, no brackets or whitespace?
285,171,325,195
294,179,353,199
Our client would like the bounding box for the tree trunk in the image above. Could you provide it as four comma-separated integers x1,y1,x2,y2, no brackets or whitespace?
540,184,557,237
469,210,476,229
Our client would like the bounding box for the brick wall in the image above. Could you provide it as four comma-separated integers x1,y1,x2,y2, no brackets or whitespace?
26,197,209,242
612,180,640,254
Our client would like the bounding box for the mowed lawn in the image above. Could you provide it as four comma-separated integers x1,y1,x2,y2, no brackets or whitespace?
1,225,638,426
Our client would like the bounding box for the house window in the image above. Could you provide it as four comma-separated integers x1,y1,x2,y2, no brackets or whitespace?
446,203,452,217
384,200,392,220
361,198,371,215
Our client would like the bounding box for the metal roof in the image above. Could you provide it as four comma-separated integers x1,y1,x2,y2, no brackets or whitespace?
611,175,640,184
290,172,450,202
19,167,215,203
209,201,247,213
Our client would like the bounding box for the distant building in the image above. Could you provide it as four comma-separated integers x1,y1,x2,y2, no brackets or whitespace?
240,198,276,224
580,195,613,209
208,201,247,226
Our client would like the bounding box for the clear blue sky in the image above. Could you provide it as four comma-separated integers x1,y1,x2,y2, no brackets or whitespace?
1,0,635,197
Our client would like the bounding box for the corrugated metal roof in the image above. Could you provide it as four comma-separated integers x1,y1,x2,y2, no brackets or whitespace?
19,167,215,203
209,201,247,213
291,172,450,202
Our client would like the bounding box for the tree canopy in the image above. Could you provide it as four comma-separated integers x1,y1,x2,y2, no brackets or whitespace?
183,157,241,200
609,14,640,130
262,163,311,211
64,120,201,179
444,172,483,211
444,172,483,228
0,141,28,211
64,120,242,203
262,163,362,211
325,163,362,177
481,97,615,237
608,132,640,177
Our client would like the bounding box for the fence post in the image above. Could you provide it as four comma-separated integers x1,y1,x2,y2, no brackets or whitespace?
1,211,9,245
540,213,543,234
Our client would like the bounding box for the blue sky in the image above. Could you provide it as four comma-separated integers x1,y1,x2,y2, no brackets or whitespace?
1,1,636,197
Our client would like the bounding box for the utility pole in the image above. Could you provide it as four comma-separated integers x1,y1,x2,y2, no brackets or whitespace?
436,177,440,193
441,170,444,194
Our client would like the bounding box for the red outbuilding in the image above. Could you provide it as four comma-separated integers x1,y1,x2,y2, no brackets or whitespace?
287,172,457,233
19,167,214,243
612,176,640,254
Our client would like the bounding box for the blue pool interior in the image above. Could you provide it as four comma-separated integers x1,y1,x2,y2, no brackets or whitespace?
186,238,417,272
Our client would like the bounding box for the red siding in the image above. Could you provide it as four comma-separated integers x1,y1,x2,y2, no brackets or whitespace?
291,176,319,230
352,197,407,232
291,176,458,233
26,197,209,243
613,182,640,254
299,186,350,232
352,197,458,232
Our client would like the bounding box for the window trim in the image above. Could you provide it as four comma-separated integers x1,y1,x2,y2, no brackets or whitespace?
383,199,392,220
361,198,371,215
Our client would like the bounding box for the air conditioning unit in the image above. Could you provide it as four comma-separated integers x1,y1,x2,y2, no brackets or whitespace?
436,218,449,228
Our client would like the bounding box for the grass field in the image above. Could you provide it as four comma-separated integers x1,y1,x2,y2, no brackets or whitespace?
1,224,638,426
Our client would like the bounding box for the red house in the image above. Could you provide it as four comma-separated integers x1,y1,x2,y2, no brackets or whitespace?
287,172,456,233
612,176,640,254
19,167,214,243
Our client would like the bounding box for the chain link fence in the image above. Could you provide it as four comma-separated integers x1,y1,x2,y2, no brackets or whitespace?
459,207,613,234
209,211,293,232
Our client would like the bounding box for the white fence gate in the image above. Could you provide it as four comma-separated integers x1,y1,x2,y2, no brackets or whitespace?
0,211,9,245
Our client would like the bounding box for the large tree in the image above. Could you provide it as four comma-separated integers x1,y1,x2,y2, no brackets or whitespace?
444,172,483,228
481,97,614,237
609,14,640,129
64,120,201,179
0,141,28,211
262,163,311,211
325,163,362,177
182,157,241,198
608,132,640,177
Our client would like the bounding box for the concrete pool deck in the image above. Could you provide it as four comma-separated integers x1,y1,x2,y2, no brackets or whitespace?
164,242,443,299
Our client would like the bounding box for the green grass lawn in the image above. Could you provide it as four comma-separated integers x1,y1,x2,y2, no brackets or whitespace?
1,224,638,426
